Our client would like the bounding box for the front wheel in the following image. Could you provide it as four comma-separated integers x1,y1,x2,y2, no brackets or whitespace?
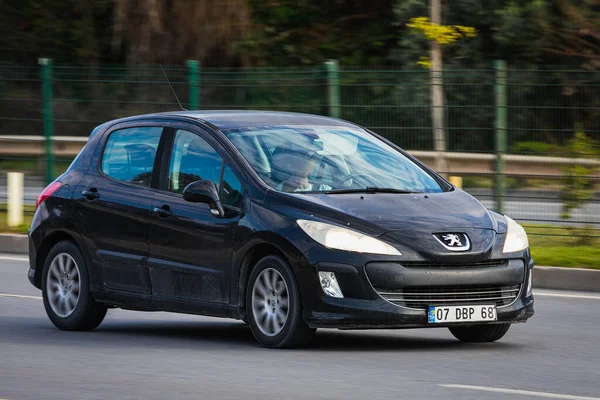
246,255,315,348
449,323,511,343
42,241,107,331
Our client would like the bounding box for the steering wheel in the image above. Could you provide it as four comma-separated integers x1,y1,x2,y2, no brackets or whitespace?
334,173,374,188
279,179,310,192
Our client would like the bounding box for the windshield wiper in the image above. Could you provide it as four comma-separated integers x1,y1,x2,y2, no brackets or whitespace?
325,187,419,194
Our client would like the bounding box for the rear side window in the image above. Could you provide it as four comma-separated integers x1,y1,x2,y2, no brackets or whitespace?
101,127,163,187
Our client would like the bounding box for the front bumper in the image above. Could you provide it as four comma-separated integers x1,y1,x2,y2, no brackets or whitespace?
304,293,534,329
298,252,535,329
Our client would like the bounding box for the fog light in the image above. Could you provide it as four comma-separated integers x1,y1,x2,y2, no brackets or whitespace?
318,271,344,298
526,269,533,297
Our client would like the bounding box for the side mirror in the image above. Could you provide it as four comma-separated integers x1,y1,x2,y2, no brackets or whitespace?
182,180,224,218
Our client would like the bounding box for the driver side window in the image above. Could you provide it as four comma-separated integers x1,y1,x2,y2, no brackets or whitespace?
168,129,244,208
168,130,222,194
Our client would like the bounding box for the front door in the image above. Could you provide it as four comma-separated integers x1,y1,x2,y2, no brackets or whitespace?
148,127,245,304
75,125,165,294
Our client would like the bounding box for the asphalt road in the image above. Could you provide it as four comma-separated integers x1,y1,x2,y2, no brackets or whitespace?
1,255,599,400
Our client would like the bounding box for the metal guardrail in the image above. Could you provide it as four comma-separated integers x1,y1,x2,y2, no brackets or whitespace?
0,136,597,178
410,151,600,177
0,135,86,157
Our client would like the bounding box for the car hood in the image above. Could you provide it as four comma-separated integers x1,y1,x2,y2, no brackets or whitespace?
289,189,497,234
278,189,500,259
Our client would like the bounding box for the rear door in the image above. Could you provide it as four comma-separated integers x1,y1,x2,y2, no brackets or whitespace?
75,123,167,294
148,125,245,304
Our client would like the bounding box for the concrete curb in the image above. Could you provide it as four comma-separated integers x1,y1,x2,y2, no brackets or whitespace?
532,266,600,293
0,234,28,255
0,234,598,292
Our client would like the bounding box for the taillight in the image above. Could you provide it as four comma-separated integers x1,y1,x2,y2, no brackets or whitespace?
36,181,62,209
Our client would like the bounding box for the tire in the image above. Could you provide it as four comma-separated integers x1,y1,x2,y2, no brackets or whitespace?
41,240,107,331
449,323,511,343
246,255,315,348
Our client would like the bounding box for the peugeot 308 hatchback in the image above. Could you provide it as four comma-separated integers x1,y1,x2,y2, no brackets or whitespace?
28,111,534,348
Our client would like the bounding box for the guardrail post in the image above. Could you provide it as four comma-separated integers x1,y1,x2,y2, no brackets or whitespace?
325,60,341,118
39,58,54,184
7,172,24,227
494,60,507,213
187,60,200,110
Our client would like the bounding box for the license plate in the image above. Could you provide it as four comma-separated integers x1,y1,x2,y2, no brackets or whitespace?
428,305,497,323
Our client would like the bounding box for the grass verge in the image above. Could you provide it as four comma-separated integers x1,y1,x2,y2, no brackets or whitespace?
0,208,34,234
524,224,600,270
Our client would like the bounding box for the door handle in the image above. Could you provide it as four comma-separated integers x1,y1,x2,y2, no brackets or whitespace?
153,205,173,218
82,189,100,200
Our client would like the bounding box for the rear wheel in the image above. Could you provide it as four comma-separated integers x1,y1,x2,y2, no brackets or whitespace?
449,323,511,343
42,241,107,331
246,255,315,348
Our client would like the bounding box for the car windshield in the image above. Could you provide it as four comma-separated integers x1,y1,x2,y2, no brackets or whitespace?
224,125,444,194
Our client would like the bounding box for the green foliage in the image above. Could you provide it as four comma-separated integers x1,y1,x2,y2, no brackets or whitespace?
0,0,115,64
406,17,477,46
393,0,599,68
0,159,71,178
462,176,494,189
565,225,599,246
560,129,599,220
0,0,599,69
405,16,477,68
526,224,600,268
230,0,398,66
511,141,568,155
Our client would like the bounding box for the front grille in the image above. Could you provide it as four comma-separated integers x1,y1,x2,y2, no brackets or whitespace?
399,260,506,268
377,284,521,310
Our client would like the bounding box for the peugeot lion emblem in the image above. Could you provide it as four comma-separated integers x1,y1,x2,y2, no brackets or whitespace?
433,233,471,252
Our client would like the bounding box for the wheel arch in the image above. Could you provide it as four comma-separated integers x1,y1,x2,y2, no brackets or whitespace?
233,233,306,319
34,230,85,288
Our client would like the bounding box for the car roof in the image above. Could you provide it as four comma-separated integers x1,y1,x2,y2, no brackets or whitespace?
119,110,357,131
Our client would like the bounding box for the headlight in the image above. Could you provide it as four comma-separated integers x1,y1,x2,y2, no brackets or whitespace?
503,216,529,253
297,220,401,256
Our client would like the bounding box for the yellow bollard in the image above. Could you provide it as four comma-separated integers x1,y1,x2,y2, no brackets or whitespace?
7,172,24,227
448,176,463,189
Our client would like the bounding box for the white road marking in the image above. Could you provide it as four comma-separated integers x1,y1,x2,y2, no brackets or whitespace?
534,292,600,300
439,384,600,400
0,293,42,300
0,254,28,262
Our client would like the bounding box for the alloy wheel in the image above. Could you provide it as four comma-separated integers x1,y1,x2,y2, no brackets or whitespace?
251,268,290,337
46,253,81,318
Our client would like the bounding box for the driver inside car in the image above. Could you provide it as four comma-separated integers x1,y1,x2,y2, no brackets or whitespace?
271,149,332,193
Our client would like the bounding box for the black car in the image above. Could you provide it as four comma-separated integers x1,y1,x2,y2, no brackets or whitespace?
28,111,534,348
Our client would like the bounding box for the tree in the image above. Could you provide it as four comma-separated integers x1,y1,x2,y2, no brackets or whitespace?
394,0,600,69
561,128,599,220
540,0,600,68
430,0,446,174
403,4,477,172
0,0,114,65
238,0,397,66
112,0,251,66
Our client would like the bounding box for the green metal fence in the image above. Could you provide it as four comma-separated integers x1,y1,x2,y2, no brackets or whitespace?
3,61,600,150
0,60,598,239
